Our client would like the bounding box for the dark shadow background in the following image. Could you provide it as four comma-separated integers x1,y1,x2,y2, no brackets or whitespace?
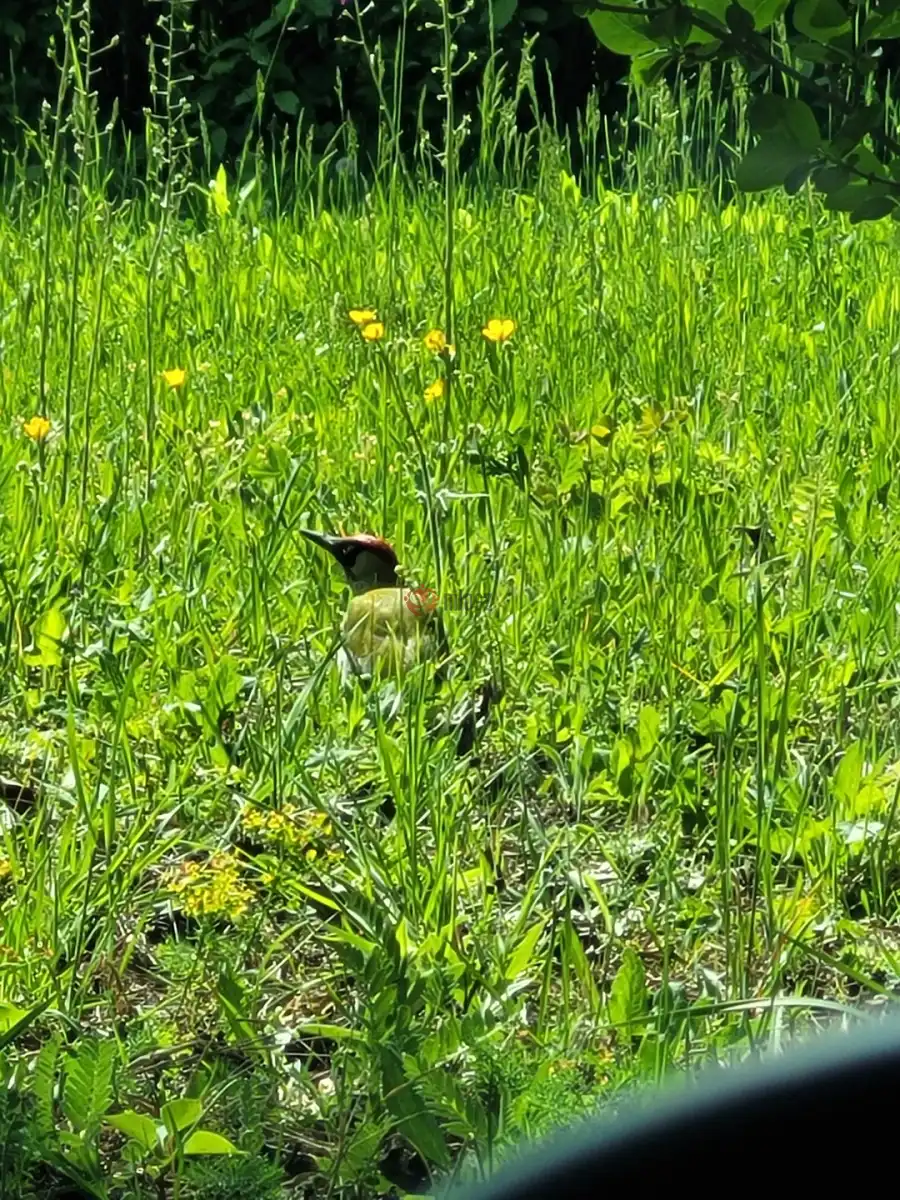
0,0,628,167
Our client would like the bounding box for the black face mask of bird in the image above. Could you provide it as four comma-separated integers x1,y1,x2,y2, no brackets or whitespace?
299,529,400,594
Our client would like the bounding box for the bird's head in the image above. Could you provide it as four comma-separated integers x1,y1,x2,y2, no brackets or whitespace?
300,529,399,593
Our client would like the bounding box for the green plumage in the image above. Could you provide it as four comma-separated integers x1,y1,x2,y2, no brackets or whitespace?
341,587,440,680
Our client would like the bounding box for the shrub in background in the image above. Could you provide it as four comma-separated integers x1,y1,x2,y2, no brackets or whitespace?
0,0,626,162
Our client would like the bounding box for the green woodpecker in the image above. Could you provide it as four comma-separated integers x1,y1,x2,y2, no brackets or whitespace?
300,529,446,682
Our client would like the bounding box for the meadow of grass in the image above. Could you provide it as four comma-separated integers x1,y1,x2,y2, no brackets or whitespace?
2,51,900,1197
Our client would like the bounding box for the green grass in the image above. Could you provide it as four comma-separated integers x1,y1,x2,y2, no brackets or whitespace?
3,57,900,1197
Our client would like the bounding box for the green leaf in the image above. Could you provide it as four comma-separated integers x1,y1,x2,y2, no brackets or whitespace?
381,1048,450,1169
792,40,840,61
850,195,898,223
24,605,66,667
784,103,821,151
291,1021,367,1043
0,19,26,41
871,11,900,37
251,14,280,38
737,0,790,29
161,1097,202,1135
588,9,657,54
209,163,229,216
822,182,876,211
491,0,518,30
794,0,850,43
0,1002,27,1033
687,0,734,40
217,969,268,1065
748,94,785,134
689,0,729,23
735,134,812,192
63,1039,116,1132
608,947,649,1039
845,144,889,178
561,918,602,1014
0,1000,49,1052
637,705,660,759
630,49,674,85
748,96,820,150
420,1068,489,1143
504,921,546,980
612,735,635,797
33,1034,62,1141
833,742,863,807
107,1111,162,1152
832,104,885,156
273,90,300,115
812,164,851,193
559,169,582,207
183,1130,243,1156
784,160,814,194
648,4,693,42
725,3,755,35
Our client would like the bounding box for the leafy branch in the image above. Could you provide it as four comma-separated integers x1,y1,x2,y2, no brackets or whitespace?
578,0,900,221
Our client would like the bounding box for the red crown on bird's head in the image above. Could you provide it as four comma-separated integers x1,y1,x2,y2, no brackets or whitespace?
342,533,398,566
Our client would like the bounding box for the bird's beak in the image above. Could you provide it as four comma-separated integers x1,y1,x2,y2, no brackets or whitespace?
299,528,341,557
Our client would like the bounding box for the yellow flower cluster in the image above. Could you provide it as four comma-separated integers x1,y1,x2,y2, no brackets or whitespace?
348,311,516,402
349,309,385,341
166,850,253,920
348,312,516,348
242,804,332,860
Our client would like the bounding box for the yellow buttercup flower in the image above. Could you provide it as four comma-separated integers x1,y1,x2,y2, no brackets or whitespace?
424,328,447,353
482,318,516,343
424,379,445,402
361,321,385,342
162,367,186,389
23,416,51,442
349,308,378,327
